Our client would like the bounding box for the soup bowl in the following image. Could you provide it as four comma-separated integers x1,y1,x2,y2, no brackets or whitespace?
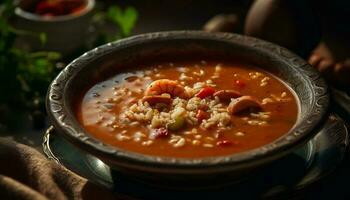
46,31,329,188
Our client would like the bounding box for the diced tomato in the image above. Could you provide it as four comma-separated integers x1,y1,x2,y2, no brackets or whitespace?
150,128,169,139
196,109,209,122
35,0,85,16
195,87,215,99
216,140,236,147
198,104,209,111
234,79,246,89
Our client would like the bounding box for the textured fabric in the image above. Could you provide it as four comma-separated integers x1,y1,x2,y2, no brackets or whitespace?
0,139,116,200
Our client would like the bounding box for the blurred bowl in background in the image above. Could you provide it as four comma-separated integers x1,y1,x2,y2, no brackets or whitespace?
13,0,95,55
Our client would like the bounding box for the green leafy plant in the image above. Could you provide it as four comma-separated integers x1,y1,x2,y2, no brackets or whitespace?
107,6,138,37
93,5,138,44
0,1,138,128
0,1,60,111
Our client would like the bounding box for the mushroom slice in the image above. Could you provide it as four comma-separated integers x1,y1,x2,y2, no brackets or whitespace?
227,96,261,114
142,95,172,105
214,90,242,102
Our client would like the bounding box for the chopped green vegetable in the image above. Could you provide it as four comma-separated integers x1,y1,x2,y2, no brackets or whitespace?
167,116,186,131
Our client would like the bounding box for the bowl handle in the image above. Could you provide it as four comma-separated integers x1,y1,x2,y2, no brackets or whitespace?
42,126,60,163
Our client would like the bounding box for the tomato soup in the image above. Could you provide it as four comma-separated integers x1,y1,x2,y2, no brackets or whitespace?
76,60,298,158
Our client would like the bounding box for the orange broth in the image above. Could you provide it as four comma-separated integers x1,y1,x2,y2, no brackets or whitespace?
76,60,298,158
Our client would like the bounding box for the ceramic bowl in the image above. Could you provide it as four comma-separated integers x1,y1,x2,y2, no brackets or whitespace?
46,31,329,188
13,0,95,54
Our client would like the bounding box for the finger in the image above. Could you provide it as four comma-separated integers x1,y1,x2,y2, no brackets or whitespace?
318,59,334,73
308,53,322,67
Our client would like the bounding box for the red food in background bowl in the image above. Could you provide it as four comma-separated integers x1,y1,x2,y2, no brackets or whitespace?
35,0,86,17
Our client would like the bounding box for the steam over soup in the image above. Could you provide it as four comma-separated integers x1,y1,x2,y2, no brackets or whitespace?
76,60,298,158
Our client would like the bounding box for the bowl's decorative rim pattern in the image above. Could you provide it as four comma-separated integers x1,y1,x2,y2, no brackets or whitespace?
46,31,329,168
